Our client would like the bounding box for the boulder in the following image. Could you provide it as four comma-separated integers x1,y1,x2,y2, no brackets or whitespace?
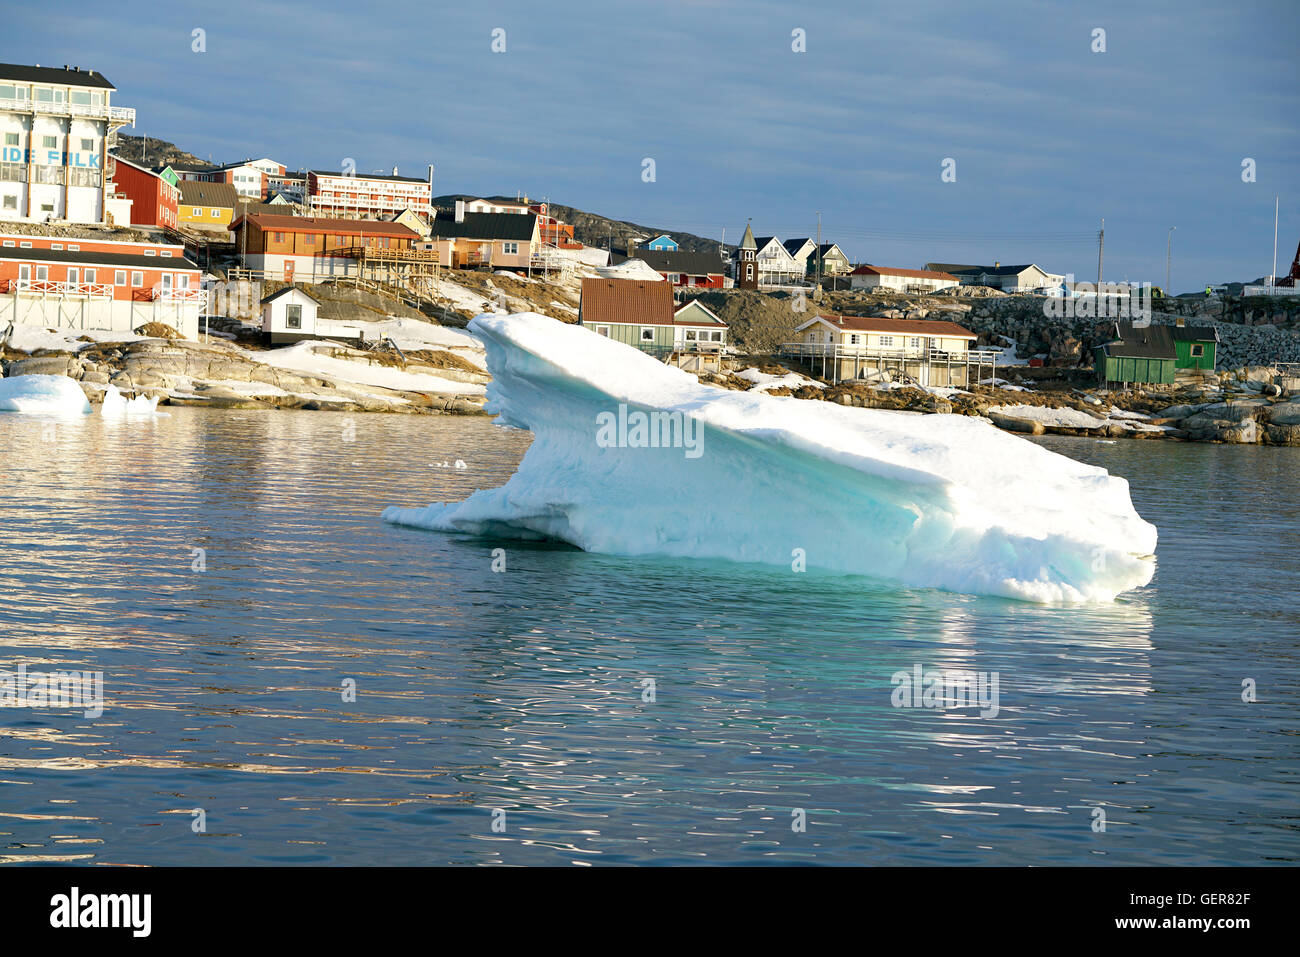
6,355,84,378
988,411,1044,435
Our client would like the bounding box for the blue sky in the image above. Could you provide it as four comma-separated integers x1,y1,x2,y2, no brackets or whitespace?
5,0,1297,291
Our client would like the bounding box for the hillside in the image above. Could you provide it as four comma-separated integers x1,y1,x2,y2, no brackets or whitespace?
113,133,216,171
432,195,726,254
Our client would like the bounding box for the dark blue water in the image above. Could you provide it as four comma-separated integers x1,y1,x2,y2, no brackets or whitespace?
0,408,1296,865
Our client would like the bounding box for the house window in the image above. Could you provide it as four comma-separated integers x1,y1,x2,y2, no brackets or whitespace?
20,241,32,248
879,335,895,347
285,304,302,329
0,195,13,211
84,269,95,283
51,243,62,250
211,209,221,217
711,331,723,342
161,250,172,257
42,135,58,150
131,271,143,287
3,133,17,146
115,270,126,285
849,334,860,344
80,138,93,151
502,242,518,255
192,207,202,216
909,337,922,348
144,250,156,256
1190,344,1204,357
68,244,79,251
686,330,698,341
595,325,610,336
640,327,655,341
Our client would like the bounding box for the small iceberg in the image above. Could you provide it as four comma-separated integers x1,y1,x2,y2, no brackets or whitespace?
383,313,1157,603
101,384,161,416
0,374,91,415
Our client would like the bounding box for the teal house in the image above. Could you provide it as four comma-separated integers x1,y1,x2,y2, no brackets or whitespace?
642,234,679,251
1094,322,1176,387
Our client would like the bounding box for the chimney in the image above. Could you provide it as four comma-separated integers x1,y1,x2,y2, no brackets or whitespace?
392,165,398,176
455,199,465,223
994,261,1000,269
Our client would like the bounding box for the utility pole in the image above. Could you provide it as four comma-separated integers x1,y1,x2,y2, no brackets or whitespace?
816,211,822,285
1272,195,1279,287
1166,226,1175,296
1096,218,1104,288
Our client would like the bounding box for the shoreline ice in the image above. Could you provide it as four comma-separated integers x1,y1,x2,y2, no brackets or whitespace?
383,313,1158,603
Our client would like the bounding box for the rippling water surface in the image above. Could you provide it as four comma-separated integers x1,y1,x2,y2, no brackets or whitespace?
0,408,1296,865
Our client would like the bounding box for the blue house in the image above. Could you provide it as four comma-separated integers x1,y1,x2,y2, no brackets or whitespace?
643,234,679,251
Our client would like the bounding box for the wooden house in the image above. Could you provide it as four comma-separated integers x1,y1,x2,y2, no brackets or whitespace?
578,278,728,371
782,313,993,387
1094,322,1177,387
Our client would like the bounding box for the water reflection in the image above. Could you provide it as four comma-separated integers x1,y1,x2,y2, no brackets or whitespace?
0,410,1295,865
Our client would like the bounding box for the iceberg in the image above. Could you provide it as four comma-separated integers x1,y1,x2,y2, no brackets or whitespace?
101,384,161,416
383,314,1157,603
0,374,92,415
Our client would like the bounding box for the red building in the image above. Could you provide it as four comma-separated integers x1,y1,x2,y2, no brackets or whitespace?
0,232,200,302
109,155,179,229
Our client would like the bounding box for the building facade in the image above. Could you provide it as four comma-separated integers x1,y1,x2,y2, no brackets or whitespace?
0,231,203,337
178,181,238,231
0,63,136,224
110,154,179,228
782,314,992,387
307,169,432,219
229,212,420,282
849,265,959,293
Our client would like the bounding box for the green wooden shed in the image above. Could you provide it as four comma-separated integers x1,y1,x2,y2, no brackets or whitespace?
1172,323,1218,371
1095,322,1177,388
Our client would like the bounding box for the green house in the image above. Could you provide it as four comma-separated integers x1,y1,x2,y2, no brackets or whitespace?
1094,322,1176,387
1172,323,1218,370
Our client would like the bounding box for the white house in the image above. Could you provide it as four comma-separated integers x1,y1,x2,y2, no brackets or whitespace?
753,236,802,285
849,265,960,294
260,285,319,343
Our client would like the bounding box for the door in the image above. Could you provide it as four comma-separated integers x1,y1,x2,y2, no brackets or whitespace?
160,273,172,298
284,259,295,282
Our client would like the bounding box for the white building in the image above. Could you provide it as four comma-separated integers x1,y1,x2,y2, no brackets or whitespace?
0,63,135,224
849,264,960,293
260,285,320,343
753,236,802,285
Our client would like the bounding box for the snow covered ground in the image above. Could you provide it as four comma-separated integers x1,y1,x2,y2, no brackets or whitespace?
988,404,1110,429
385,312,1158,603
252,340,486,396
312,317,487,368
734,367,825,392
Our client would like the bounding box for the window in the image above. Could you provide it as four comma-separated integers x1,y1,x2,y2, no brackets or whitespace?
502,242,518,255
131,271,143,287
909,337,922,349
144,250,156,256
20,241,32,248
192,207,202,216
67,268,78,285
211,209,220,217
1190,344,1205,357
640,327,655,341
711,331,723,342
68,244,79,251
80,138,93,151
879,335,895,347
84,269,95,283
849,334,860,344
51,243,62,250
285,304,302,329
3,133,17,146
595,325,610,337
115,270,126,285
0,84,28,102
42,135,58,150
161,250,172,257
685,330,698,341
275,232,284,242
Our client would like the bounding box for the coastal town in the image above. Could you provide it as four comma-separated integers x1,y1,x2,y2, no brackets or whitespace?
2,59,1299,444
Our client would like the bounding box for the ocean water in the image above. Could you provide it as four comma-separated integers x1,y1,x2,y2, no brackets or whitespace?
0,407,1295,866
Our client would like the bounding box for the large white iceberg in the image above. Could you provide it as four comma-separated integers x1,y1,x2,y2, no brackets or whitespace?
0,374,91,415
383,313,1157,603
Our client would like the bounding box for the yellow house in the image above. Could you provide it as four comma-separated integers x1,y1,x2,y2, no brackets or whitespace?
178,181,238,231
784,313,994,387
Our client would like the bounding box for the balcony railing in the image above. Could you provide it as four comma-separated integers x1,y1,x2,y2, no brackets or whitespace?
0,97,135,125
7,278,114,298
154,287,206,303
779,341,1001,364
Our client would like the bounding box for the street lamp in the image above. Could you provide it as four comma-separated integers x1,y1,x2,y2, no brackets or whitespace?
1166,226,1175,296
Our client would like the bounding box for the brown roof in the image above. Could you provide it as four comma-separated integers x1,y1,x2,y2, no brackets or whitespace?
228,212,419,238
850,264,958,281
807,314,977,339
580,278,674,327
179,180,239,209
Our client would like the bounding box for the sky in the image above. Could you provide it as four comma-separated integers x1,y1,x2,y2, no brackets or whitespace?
4,0,1297,292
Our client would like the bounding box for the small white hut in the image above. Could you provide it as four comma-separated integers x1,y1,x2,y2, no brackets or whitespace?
260,286,320,344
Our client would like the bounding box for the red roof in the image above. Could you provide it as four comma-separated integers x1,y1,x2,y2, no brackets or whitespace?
580,278,674,327
850,264,959,281
805,314,977,339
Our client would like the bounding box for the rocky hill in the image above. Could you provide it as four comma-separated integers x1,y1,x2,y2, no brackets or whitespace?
432,195,726,254
113,133,216,171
